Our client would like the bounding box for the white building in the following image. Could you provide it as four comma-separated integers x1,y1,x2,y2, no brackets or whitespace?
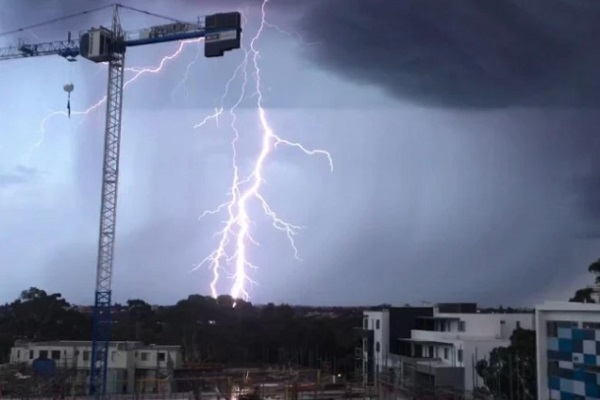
407,308,533,391
362,310,390,379
535,301,600,400
9,340,182,394
357,303,534,394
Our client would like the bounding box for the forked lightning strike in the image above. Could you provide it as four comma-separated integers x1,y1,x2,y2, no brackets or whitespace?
192,0,332,301
29,0,331,302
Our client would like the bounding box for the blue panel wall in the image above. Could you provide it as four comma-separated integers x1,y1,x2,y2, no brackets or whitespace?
546,322,600,399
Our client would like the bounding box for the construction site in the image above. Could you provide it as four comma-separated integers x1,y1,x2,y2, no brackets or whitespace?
0,362,369,400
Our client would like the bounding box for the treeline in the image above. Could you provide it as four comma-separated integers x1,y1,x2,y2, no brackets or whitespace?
0,288,361,374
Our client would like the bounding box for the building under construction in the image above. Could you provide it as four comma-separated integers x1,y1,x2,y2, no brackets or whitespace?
0,359,368,400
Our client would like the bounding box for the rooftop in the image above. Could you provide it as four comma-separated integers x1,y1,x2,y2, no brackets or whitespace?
13,340,180,350
536,301,600,312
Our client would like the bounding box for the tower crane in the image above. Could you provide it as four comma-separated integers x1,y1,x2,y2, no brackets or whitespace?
0,3,241,396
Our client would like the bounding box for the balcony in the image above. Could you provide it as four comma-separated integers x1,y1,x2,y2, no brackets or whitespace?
354,347,364,360
353,327,374,340
410,330,462,342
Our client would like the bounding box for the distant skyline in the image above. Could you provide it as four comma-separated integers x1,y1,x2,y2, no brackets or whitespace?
1,0,600,307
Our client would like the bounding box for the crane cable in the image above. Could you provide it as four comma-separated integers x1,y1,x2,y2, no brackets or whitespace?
0,3,195,39
0,4,114,38
116,4,191,24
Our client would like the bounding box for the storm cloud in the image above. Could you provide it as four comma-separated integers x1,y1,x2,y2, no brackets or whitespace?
293,0,600,237
296,0,600,108
3,0,600,307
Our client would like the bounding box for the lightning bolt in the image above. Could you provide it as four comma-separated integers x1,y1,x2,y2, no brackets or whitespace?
193,0,333,302
27,39,202,166
25,0,331,303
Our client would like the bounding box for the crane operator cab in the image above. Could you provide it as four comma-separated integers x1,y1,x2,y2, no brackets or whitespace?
79,27,124,63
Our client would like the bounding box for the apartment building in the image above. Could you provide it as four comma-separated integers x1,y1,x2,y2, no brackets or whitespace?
356,303,534,394
9,340,182,394
355,306,433,385
536,301,600,399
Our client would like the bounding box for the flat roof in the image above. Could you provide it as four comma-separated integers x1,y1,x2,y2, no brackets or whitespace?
13,340,142,347
536,301,600,312
13,340,180,350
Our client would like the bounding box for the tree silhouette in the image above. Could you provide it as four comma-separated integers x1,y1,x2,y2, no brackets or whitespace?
570,258,600,303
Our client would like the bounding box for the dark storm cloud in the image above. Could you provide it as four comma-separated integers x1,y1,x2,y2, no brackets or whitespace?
295,0,600,235
296,0,600,108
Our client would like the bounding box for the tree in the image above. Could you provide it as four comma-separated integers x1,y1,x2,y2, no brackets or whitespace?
0,287,361,372
589,259,600,283
570,258,600,303
0,288,91,359
570,287,596,303
476,328,536,399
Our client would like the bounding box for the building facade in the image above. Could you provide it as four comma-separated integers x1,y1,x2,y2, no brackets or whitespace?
9,340,182,394
357,303,534,395
355,307,433,386
536,301,600,400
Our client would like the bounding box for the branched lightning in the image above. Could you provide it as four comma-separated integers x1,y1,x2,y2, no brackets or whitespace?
171,45,202,103
26,0,332,302
192,0,333,302
27,39,202,165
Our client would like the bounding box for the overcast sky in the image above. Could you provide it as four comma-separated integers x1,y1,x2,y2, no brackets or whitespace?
1,0,600,307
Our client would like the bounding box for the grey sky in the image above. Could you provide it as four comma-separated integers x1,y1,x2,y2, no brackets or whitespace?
0,0,598,306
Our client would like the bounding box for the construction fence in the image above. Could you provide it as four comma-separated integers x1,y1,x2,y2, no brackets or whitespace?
0,365,368,400
373,353,535,400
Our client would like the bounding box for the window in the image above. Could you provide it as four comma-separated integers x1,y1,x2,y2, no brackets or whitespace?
583,322,600,330
158,352,166,362
547,320,577,337
376,319,380,330
17,350,20,359
458,321,466,332
547,321,558,337
141,352,149,361
29,350,34,360
363,318,368,329
51,350,61,360
375,342,380,353
444,348,449,359
516,321,521,329
83,351,90,361
457,349,463,363
111,351,117,362
428,346,434,358
39,350,48,359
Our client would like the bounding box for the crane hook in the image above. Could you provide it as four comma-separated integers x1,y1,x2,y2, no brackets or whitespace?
63,83,74,118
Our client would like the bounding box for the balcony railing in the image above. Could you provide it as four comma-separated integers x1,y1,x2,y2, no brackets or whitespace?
355,347,365,360
410,329,501,341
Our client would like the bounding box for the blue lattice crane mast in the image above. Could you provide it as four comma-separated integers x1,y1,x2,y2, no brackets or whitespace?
0,3,241,397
